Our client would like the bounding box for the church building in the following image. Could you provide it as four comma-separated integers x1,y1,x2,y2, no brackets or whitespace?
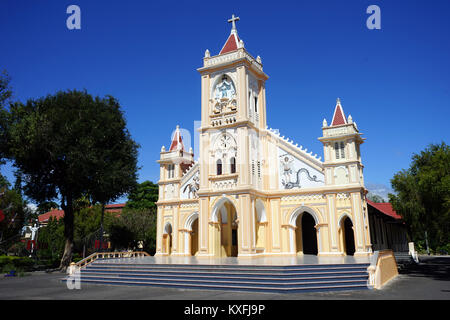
155,15,373,258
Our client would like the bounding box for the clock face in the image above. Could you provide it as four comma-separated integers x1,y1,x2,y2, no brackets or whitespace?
220,134,231,149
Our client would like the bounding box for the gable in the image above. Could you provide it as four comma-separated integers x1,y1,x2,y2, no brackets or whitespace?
277,147,324,190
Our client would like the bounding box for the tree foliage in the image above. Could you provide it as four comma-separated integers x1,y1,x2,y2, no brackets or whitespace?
7,90,139,269
389,142,450,253
125,180,159,211
0,70,13,163
0,185,31,254
108,208,156,254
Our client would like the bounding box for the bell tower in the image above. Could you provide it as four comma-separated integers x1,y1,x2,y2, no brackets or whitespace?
197,15,269,191
196,15,269,257
319,99,371,256
319,98,365,187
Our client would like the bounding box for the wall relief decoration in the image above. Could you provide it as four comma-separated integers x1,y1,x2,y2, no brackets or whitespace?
211,75,237,114
279,153,324,189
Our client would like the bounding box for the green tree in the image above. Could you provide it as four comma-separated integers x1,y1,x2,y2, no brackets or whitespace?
125,180,159,211
7,90,139,270
108,208,156,254
0,70,13,164
0,188,30,254
389,142,450,253
36,217,65,265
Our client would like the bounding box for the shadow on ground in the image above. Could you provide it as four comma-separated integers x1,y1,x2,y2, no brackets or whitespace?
399,256,450,281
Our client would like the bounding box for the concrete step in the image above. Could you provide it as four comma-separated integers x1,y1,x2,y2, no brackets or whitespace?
78,274,368,288
80,271,368,283
67,260,371,293
85,264,369,274
69,277,369,293
82,268,368,278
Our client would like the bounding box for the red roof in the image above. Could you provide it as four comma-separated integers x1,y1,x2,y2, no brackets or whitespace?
367,200,402,220
169,126,185,152
38,209,65,223
219,33,240,55
38,203,126,222
331,100,347,126
105,203,125,209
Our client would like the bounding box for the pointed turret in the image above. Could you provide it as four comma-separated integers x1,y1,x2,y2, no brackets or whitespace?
331,98,347,126
169,125,185,152
219,14,242,55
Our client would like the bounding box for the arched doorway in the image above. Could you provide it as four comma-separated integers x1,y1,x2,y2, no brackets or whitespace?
162,223,172,255
254,199,267,252
341,216,355,256
212,198,238,257
191,218,199,256
294,212,318,255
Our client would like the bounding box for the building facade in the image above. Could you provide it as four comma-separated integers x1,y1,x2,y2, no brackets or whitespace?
155,16,373,258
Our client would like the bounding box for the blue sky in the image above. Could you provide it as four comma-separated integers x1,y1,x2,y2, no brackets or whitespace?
1,0,449,203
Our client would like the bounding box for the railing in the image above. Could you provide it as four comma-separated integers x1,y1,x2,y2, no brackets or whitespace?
367,249,399,289
74,251,150,269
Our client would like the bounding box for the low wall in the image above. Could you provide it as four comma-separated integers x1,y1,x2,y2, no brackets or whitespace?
368,250,399,289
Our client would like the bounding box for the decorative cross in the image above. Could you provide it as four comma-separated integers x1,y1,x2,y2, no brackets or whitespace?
228,14,240,31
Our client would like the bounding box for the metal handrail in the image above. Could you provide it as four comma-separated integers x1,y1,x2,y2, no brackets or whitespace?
75,251,150,269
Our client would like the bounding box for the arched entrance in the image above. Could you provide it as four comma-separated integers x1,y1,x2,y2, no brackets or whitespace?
254,199,267,252
211,198,238,257
191,218,199,256
294,212,318,255
184,212,199,256
162,223,173,255
341,216,355,256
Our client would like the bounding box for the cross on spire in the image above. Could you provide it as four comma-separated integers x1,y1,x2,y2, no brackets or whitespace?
228,14,240,31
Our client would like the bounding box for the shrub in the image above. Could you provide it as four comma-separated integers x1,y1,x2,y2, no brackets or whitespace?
0,255,34,273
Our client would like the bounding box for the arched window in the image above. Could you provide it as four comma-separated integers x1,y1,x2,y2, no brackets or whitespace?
230,157,236,174
335,142,345,160
217,159,222,175
340,141,345,159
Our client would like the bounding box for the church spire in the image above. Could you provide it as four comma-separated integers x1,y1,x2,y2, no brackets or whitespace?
169,125,184,151
219,14,242,55
331,98,347,126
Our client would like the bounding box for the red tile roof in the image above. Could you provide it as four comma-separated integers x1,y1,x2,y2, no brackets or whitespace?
38,203,126,222
169,126,185,152
38,209,65,223
331,101,347,126
367,200,402,220
219,33,240,55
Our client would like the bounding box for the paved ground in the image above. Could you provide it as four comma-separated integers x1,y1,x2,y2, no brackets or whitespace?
0,255,448,300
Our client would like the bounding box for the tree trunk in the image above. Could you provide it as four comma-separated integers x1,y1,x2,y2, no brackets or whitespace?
59,194,74,271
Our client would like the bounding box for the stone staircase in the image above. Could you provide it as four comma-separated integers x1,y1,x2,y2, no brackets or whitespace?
70,260,372,293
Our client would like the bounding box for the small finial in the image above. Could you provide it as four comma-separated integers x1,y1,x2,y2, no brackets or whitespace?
323,118,328,127
348,114,353,124
176,125,180,130
238,39,244,48
204,49,210,58
256,55,262,63
336,97,341,104
161,145,166,152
